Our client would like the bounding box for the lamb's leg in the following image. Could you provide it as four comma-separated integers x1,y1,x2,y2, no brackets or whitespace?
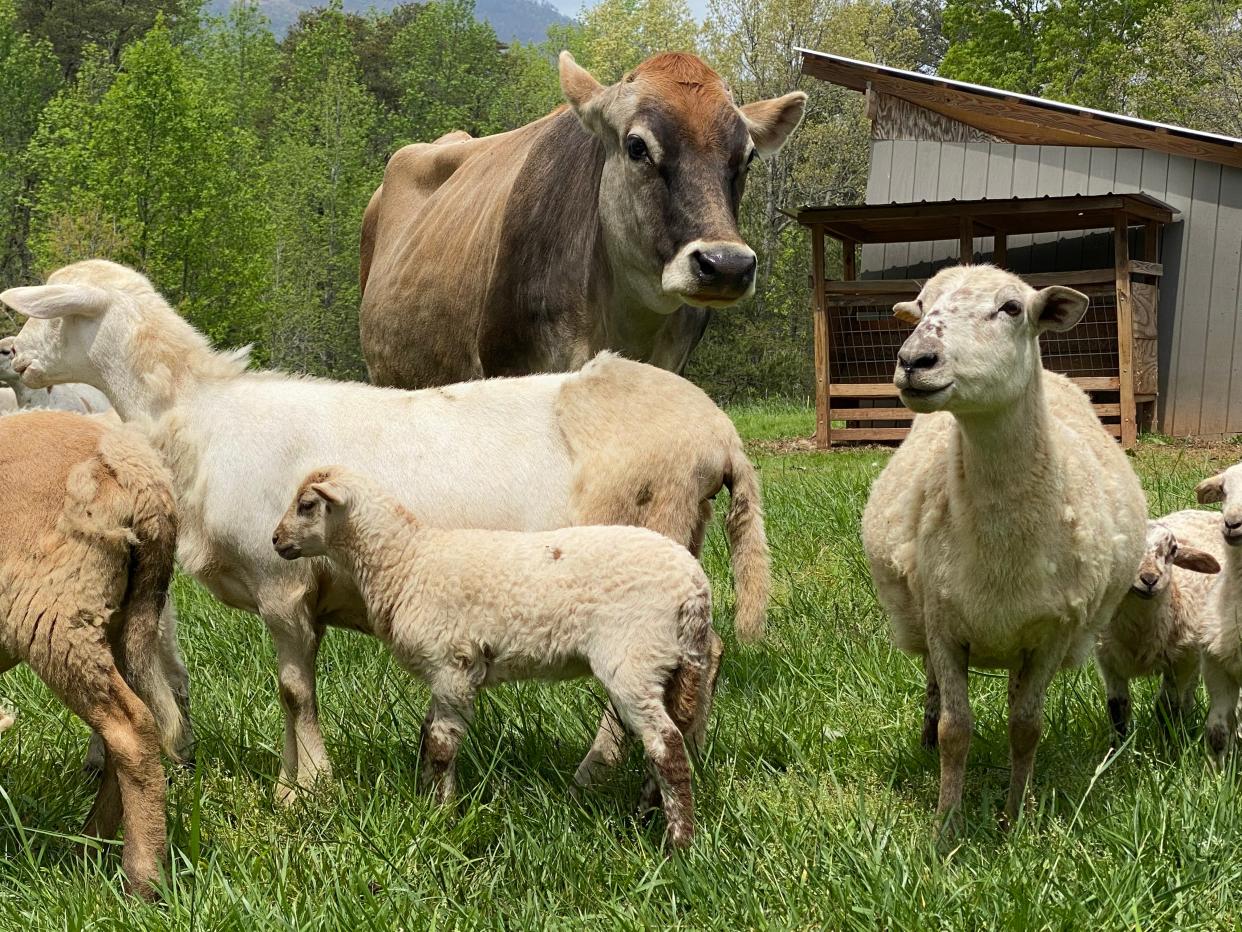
269,618,331,804
922,658,940,749
928,638,971,835
1004,646,1062,825
418,690,473,805
1202,654,1238,766
1098,661,1131,739
573,704,629,791
1158,653,1199,727
157,599,195,762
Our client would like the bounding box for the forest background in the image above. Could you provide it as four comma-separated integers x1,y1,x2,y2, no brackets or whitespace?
1,0,1238,400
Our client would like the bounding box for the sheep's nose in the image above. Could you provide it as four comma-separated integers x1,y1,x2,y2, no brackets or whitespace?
1139,571,1159,588
898,349,940,372
272,534,279,546
1226,518,1242,532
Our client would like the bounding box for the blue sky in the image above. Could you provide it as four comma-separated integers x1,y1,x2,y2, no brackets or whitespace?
550,0,712,20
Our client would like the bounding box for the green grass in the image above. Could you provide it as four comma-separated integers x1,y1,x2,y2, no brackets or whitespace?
2,408,1242,928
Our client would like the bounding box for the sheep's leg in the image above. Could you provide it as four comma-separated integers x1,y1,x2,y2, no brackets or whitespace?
418,691,473,805
1202,655,1238,766
639,644,715,814
72,672,166,900
921,658,940,749
269,620,331,804
1158,653,1199,727
1004,646,1061,826
927,638,971,834
158,599,195,762
573,704,629,791
1098,662,1131,739
688,499,713,558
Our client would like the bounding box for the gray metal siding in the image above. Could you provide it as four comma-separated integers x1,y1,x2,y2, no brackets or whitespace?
863,140,1242,437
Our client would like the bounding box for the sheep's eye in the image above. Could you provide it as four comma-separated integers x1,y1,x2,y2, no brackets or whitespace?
1000,300,1023,317
626,135,650,162
297,499,315,516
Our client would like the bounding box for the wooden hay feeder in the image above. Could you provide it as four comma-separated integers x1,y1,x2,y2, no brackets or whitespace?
798,193,1175,449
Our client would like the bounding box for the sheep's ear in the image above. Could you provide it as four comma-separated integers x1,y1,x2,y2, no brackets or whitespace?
0,283,110,320
1028,285,1088,333
1196,474,1226,505
740,91,808,157
1173,545,1220,574
310,481,346,507
893,300,922,325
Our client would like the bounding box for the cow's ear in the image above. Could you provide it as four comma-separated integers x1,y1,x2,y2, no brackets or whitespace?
741,91,808,156
560,51,604,111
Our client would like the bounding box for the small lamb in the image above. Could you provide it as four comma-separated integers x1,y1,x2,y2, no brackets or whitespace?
1192,464,1242,762
1096,513,1221,737
272,466,716,848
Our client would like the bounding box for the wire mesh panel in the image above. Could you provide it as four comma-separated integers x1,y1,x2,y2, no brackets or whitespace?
1039,293,1119,378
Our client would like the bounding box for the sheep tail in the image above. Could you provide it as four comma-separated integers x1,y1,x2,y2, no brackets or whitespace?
723,448,771,643
120,491,184,760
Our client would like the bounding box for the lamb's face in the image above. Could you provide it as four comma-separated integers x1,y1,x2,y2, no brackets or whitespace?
1131,521,1220,598
1196,463,1242,547
0,337,20,386
890,266,1089,415
273,471,349,560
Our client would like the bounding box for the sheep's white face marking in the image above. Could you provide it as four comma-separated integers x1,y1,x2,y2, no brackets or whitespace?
890,265,1088,415
1196,463,1242,547
1131,521,1220,598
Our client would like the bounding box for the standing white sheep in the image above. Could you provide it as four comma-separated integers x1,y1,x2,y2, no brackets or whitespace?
272,466,714,847
3,259,767,803
0,336,112,415
0,410,186,898
1096,513,1221,737
861,265,1147,831
1191,464,1242,763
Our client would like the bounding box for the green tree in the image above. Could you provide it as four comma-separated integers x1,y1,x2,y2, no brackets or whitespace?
266,3,383,378
0,0,60,292
566,0,700,81
193,1,280,137
28,20,271,350
17,0,200,75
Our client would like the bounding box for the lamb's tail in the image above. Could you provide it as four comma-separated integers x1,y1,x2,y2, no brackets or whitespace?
666,580,715,747
723,447,771,643
119,485,185,760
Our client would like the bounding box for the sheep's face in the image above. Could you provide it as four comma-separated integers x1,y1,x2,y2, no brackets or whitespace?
890,265,1088,415
1131,521,1220,598
1196,463,1242,547
0,337,19,385
273,472,349,561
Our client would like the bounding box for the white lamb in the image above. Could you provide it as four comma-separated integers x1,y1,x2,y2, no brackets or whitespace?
272,466,714,847
1096,512,1221,737
1192,464,1242,763
3,259,768,803
0,335,112,415
861,265,1147,831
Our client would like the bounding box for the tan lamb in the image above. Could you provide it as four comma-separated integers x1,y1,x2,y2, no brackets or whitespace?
272,466,715,849
0,410,185,898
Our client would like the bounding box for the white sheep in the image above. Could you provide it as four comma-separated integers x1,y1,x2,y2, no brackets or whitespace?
1096,512,1222,737
0,335,113,415
0,409,186,898
3,259,768,803
272,466,714,847
1192,463,1242,763
861,265,1147,831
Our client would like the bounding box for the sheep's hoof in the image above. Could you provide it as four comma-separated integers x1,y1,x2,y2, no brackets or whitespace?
664,823,694,853
274,782,303,808
0,707,15,734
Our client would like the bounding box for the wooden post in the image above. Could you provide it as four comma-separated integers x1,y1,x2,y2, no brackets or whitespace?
811,224,830,449
843,238,857,281
1114,212,1137,448
1143,220,1160,262
993,232,1008,269
959,217,974,264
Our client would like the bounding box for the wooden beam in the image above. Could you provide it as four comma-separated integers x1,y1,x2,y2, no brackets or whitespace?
830,407,914,420
832,428,911,442
828,383,902,397
1114,211,1138,448
811,224,830,449
1128,259,1163,277
959,216,974,264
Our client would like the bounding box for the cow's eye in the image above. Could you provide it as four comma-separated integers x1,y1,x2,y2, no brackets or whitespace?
746,148,758,166
999,300,1023,317
626,135,650,162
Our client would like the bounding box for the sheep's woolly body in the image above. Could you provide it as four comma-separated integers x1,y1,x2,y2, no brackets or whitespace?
863,371,1145,670
1198,542,1242,677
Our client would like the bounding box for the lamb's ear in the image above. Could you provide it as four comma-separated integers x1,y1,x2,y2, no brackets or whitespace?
1028,285,1088,333
893,300,922,325
740,91,807,156
1196,473,1226,505
310,481,347,507
0,283,111,320
1173,545,1221,574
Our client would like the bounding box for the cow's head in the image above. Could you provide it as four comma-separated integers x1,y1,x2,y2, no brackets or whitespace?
560,51,805,312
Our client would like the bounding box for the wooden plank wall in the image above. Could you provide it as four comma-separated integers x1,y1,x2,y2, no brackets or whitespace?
864,139,1242,438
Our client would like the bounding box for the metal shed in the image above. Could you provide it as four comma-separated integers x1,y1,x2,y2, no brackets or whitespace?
797,48,1242,441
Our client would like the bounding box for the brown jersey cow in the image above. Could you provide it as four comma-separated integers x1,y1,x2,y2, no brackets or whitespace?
359,51,806,388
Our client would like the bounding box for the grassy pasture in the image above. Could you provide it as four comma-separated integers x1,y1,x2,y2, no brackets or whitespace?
2,404,1242,929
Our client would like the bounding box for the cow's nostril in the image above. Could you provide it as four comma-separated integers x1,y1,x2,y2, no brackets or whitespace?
691,250,718,281
691,249,756,288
